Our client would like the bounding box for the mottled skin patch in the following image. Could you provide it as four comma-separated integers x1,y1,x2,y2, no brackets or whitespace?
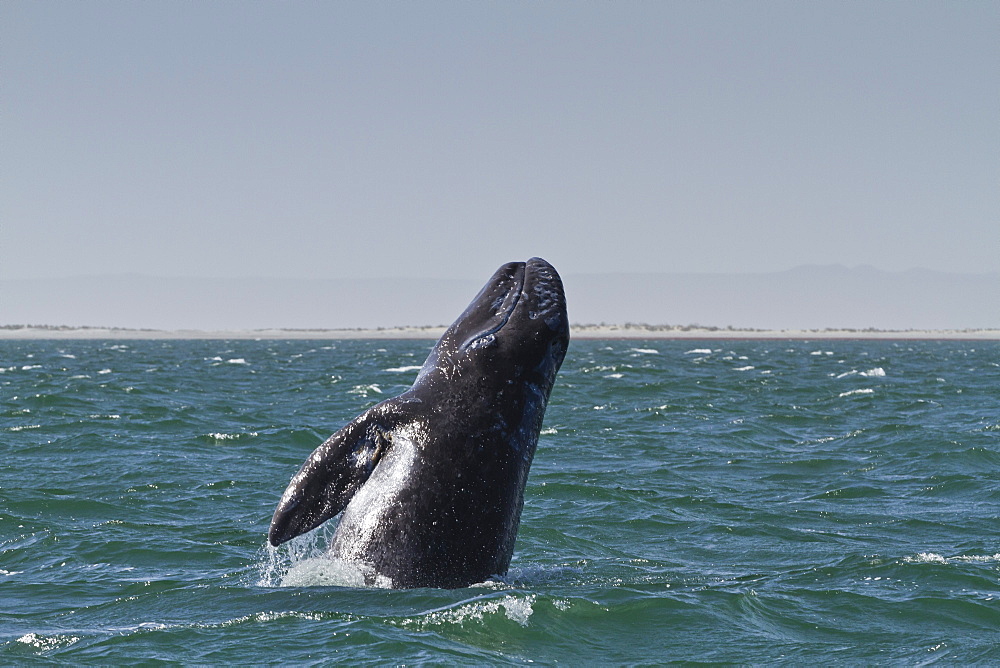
269,258,569,588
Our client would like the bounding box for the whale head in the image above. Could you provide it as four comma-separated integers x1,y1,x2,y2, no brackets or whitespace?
416,257,569,390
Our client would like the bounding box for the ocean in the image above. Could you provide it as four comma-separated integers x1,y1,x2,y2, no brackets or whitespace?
2,338,999,664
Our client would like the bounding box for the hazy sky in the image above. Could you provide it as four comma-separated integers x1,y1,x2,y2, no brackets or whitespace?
3,1,997,281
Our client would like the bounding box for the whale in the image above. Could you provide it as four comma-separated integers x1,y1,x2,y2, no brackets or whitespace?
268,257,570,588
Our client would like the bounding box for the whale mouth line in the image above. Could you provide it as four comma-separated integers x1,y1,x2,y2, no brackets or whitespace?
460,263,526,350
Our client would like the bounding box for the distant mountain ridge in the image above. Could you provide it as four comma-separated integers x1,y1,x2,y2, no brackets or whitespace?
2,266,997,331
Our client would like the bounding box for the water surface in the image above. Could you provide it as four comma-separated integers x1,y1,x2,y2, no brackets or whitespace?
3,339,999,663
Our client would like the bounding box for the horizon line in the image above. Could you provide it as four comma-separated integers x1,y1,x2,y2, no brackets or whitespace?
2,323,999,342
3,264,999,282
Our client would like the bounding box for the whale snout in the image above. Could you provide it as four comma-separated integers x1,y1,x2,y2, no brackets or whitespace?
524,257,568,331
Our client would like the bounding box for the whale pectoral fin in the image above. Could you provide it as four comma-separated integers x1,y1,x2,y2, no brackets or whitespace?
268,418,390,547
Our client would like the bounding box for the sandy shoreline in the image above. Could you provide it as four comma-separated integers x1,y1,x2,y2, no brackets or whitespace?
2,325,999,341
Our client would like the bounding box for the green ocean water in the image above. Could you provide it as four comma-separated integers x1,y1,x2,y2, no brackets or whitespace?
2,338,999,664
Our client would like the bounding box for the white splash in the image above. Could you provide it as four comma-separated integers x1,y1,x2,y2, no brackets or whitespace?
280,556,392,588
258,523,394,589
385,365,423,373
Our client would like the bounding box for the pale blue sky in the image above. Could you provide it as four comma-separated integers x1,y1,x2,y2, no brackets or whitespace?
3,1,997,281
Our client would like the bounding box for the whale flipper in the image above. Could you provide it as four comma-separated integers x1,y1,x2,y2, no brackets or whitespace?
268,405,398,546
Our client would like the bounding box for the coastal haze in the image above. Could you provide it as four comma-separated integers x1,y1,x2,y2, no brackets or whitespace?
2,3,997,331
3,265,998,332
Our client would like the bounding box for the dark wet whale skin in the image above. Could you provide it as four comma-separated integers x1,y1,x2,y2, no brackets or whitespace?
268,258,569,588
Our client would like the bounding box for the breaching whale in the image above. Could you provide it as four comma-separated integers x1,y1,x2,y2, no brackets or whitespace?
268,257,569,588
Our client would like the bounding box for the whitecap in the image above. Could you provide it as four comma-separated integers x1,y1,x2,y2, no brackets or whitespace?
605,373,624,379
15,633,80,651
906,552,1000,564
209,432,258,442
348,384,382,395
219,611,325,627
582,364,629,373
628,348,659,355
952,553,1000,563
498,595,534,626
685,349,712,355
8,424,41,432
98,369,112,375
839,388,874,398
861,367,886,377
384,365,422,373
903,553,949,564
734,366,755,371
227,358,247,365
409,594,536,628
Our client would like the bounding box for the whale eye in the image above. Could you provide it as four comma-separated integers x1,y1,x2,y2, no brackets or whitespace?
465,334,496,350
